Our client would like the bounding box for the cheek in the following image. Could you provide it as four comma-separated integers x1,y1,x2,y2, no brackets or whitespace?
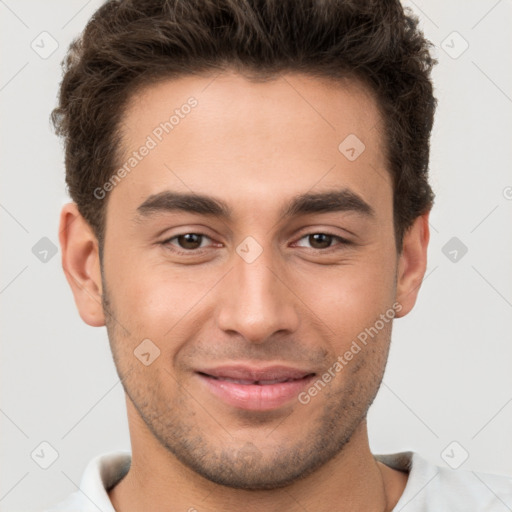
121,275,183,329
294,252,397,343
109,263,220,347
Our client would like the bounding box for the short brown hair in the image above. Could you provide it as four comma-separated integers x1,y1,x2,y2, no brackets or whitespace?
52,0,437,252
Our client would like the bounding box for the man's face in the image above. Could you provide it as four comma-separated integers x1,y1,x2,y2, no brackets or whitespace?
100,71,403,488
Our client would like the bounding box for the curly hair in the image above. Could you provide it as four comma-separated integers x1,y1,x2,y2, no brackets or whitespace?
52,0,437,252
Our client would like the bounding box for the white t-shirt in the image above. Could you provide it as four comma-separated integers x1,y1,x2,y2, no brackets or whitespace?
45,451,512,511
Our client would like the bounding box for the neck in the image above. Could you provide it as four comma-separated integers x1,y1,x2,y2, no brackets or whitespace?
109,402,407,512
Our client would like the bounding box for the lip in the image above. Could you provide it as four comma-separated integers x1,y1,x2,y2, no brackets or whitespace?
195,365,316,411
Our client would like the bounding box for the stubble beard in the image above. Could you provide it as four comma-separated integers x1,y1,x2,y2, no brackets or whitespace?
101,279,391,490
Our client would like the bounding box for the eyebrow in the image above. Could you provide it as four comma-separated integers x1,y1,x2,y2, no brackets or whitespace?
135,188,375,222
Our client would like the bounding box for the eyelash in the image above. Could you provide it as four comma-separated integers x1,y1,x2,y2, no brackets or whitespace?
160,232,353,256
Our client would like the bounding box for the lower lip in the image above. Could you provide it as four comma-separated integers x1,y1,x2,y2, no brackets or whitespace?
197,373,315,411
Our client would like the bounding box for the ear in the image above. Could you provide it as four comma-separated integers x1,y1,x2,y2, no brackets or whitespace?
58,202,105,327
395,212,430,318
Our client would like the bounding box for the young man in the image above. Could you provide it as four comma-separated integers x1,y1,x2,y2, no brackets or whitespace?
48,0,511,510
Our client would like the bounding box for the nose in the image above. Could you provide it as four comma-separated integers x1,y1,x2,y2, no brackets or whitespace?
216,245,300,344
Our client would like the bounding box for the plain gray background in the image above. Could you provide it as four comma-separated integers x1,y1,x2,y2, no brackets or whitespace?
1,1,511,510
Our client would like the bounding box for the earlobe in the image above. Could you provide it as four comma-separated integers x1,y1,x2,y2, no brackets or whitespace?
58,202,106,327
395,212,430,318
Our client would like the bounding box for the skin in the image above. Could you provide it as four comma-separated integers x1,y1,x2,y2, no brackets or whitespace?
59,70,429,512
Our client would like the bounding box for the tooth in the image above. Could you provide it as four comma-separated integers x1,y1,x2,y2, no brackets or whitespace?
209,375,302,385
221,377,254,384
258,379,290,385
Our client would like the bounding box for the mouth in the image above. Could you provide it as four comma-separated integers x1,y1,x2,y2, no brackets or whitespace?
195,365,316,411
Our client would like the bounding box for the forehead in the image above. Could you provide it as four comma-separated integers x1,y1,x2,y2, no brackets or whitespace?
109,71,391,220
121,70,384,153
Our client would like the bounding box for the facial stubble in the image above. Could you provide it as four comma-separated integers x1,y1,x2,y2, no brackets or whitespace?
100,269,393,490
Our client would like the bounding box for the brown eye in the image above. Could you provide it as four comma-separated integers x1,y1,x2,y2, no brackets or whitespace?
308,233,334,249
294,232,352,251
162,233,212,252
176,233,204,250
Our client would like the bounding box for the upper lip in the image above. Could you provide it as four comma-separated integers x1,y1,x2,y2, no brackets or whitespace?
196,365,315,382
